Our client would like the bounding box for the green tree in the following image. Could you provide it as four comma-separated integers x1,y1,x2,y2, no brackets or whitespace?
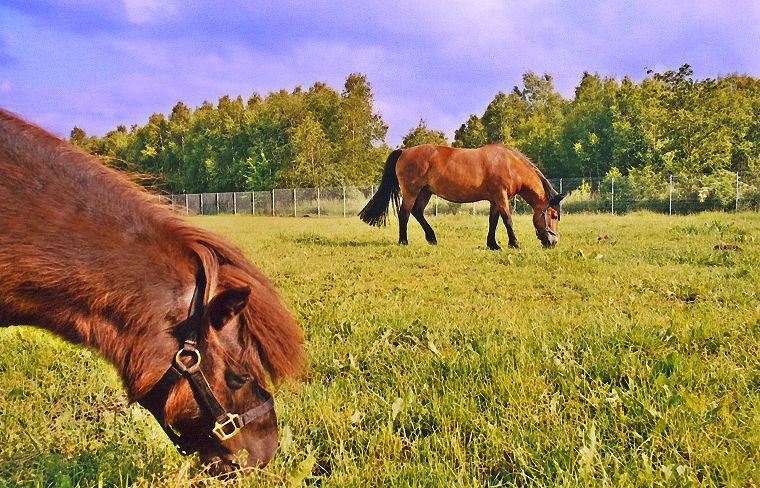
69,126,87,147
335,73,388,185
287,114,336,187
453,115,487,148
402,119,448,148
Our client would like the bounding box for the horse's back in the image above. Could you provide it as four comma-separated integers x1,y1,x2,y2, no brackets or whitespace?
398,144,518,203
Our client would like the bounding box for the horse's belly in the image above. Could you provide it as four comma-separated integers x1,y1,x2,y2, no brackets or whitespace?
428,175,491,203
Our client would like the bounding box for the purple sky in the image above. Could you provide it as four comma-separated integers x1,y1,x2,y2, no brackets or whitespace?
1,1,758,145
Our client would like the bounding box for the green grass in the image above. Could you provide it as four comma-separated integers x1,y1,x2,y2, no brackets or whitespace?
1,212,759,487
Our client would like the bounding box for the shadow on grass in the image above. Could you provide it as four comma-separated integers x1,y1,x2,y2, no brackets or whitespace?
290,234,392,248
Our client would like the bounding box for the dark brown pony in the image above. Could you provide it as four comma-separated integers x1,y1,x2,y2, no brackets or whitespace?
359,144,566,248
0,109,303,474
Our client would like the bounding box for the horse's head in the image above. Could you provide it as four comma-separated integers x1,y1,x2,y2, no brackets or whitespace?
139,266,296,476
534,193,565,247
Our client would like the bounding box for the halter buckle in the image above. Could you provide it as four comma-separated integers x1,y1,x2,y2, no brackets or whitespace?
213,413,243,441
174,343,202,374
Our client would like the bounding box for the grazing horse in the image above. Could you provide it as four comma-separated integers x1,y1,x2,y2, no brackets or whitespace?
0,109,304,475
359,144,566,248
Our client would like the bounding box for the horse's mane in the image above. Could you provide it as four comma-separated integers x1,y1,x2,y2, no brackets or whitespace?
0,108,302,387
175,225,304,385
503,146,558,200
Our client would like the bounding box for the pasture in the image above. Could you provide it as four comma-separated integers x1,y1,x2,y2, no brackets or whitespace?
1,212,758,487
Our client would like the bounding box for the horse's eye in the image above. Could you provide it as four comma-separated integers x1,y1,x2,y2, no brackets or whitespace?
224,370,249,390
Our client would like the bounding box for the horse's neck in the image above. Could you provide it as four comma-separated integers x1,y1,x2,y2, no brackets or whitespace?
36,261,192,398
516,175,549,212
0,111,195,398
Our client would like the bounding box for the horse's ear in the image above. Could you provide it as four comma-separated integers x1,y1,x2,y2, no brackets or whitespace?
550,192,566,207
205,287,251,330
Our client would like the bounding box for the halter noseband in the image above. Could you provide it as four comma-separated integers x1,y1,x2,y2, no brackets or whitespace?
140,268,274,455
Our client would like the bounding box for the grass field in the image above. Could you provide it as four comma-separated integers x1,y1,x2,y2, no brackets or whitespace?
1,212,758,487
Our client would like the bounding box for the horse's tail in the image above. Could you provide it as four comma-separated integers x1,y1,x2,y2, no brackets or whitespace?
358,149,402,227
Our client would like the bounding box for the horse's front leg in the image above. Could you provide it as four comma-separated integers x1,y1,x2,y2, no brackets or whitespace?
495,195,519,249
502,211,519,248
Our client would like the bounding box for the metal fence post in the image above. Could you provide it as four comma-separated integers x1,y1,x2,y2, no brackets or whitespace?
185,193,189,216
251,192,255,214
293,188,297,217
343,187,346,218
559,178,563,194
272,189,275,216
668,174,673,215
199,193,204,215
611,177,615,214
317,187,321,217
215,193,219,214
233,192,237,215
735,172,740,212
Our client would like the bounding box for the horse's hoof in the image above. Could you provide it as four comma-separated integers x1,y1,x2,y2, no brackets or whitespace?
399,240,409,246
427,239,437,246
508,242,520,249
487,243,501,251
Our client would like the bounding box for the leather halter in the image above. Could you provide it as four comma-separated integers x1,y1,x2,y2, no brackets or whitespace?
139,268,274,455
534,201,560,242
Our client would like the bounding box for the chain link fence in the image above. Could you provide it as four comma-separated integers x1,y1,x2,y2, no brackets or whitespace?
160,172,760,216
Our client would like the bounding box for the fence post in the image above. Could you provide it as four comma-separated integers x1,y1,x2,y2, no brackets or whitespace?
215,193,219,214
559,178,563,194
185,193,189,216
343,187,347,218
251,191,255,214
668,174,673,215
199,193,204,215
272,189,275,216
317,188,321,217
293,188,297,217
735,172,740,212
233,192,237,215
611,177,615,214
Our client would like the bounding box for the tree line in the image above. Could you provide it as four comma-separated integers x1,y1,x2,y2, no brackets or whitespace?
71,65,759,193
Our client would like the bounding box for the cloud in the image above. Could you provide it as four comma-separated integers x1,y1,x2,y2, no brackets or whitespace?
123,0,177,24
1,0,758,145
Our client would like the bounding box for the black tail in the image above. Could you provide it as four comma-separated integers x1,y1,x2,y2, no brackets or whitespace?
358,149,402,226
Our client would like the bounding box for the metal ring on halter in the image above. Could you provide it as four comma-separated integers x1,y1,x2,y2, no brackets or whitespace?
174,343,202,374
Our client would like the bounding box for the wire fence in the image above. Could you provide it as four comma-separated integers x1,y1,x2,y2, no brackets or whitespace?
161,173,760,217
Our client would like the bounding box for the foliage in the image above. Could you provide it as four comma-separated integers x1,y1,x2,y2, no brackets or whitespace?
71,74,389,193
452,65,760,183
401,119,449,148
72,66,760,194
2,212,758,486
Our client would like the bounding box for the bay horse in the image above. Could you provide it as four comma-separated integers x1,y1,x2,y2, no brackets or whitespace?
0,109,303,475
359,144,566,248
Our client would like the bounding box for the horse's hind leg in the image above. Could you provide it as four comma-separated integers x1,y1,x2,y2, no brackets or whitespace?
398,189,418,245
398,206,410,245
487,203,501,250
412,189,437,245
